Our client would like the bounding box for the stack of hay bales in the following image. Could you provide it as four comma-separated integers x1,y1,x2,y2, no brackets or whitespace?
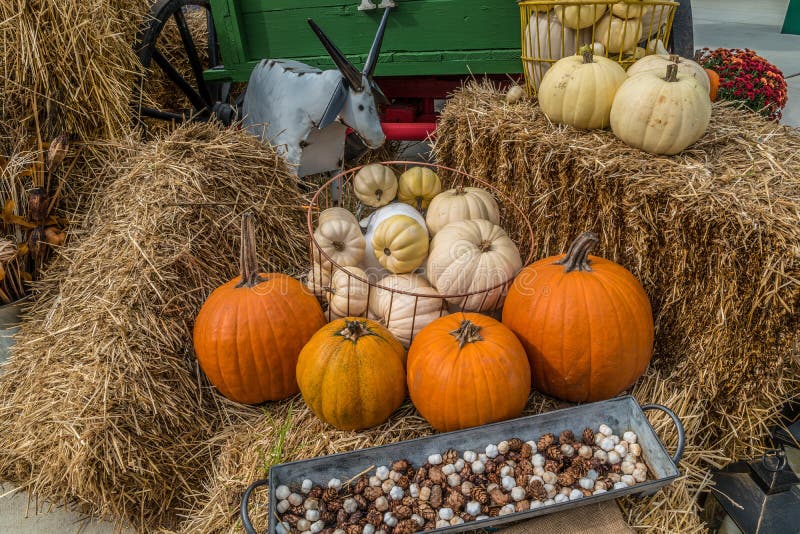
0,123,309,530
431,82,799,530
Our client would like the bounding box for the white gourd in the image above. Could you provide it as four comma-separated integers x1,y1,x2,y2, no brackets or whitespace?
327,267,370,317
611,1,651,19
426,219,522,312
523,11,592,87
306,263,333,296
595,14,642,54
640,4,670,38
555,2,607,29
353,164,398,208
369,274,448,347
313,218,365,268
397,167,443,210
626,54,710,92
425,186,499,236
318,206,358,227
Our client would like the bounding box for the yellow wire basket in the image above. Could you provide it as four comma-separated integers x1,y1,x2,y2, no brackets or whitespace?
520,0,679,94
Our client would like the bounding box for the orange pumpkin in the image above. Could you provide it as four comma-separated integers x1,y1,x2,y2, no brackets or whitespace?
407,313,531,432
297,318,407,430
705,68,720,102
193,214,325,404
502,232,653,403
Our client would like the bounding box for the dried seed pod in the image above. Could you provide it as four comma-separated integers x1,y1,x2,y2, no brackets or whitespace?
327,499,343,512
443,449,459,464
396,475,410,489
418,503,437,522
428,465,445,485
47,135,70,171
446,490,466,511
515,460,534,477
289,504,306,517
544,459,562,474
527,480,547,502
429,485,443,508
365,508,382,526
546,444,564,462
392,459,410,472
394,504,413,520
27,226,45,258
487,472,502,485
364,486,383,502
394,519,416,534
582,428,595,446
520,443,534,459
323,488,339,502
413,466,427,484
515,473,528,488
489,488,509,506
537,433,556,452
559,430,575,445
507,438,524,452
557,470,577,487
309,487,324,499
355,476,369,495
471,487,489,504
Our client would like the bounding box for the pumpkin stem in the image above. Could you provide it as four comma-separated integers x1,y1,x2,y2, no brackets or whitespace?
237,213,267,288
449,320,483,349
555,232,599,273
375,189,383,201
669,54,681,64
478,240,493,253
338,319,374,343
665,63,679,83
582,50,593,64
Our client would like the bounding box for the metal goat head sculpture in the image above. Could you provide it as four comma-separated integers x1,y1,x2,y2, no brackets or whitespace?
242,8,391,177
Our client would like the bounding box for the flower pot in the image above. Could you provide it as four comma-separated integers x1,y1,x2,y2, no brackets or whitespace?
0,299,24,366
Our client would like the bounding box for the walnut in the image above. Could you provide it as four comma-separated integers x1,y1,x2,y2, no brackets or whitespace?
392,459,410,472
443,449,459,464
582,428,595,446
537,433,556,451
429,485,443,508
489,488,509,505
395,504,413,520
527,479,547,501
559,430,575,445
520,442,534,459
418,503,437,522
446,490,466,511
428,465,445,485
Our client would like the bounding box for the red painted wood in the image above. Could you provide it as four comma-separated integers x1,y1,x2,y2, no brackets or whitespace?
382,122,437,141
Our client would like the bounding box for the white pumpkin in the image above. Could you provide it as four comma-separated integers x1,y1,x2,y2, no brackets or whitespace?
640,4,670,38
612,1,651,19
646,39,668,55
306,263,333,296
327,266,370,317
539,51,627,130
353,164,398,207
426,219,522,312
318,206,358,227
426,186,500,236
362,202,428,280
369,273,448,347
371,215,429,274
313,218,365,268
397,167,443,210
610,63,711,155
524,11,592,88
626,54,711,92
555,2,607,29
595,14,642,55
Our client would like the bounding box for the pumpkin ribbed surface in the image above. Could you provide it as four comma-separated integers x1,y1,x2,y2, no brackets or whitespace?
297,318,407,430
502,232,653,403
407,313,530,432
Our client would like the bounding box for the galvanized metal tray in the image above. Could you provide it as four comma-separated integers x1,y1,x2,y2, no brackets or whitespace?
242,395,685,534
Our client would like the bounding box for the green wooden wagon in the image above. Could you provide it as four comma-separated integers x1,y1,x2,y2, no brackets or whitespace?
134,0,694,140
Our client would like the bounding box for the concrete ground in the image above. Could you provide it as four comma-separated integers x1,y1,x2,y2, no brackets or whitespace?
0,1,797,532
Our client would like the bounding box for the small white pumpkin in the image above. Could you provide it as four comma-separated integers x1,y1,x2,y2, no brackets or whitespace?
506,85,527,104
595,14,642,55
397,167,443,210
327,266,370,317
626,54,710,92
610,63,711,155
369,273,448,347
353,164,398,208
539,51,627,130
640,4,670,38
611,1,651,19
555,2,607,29
524,11,592,87
426,186,500,236
426,219,522,312
372,215,429,274
313,218,365,268
362,203,428,279
306,263,333,296
646,39,668,55
318,206,358,227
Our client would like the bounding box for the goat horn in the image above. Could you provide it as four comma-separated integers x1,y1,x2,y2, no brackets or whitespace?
308,18,363,91
364,7,392,78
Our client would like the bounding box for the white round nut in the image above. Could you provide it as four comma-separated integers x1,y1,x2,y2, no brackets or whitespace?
362,525,375,534
471,460,485,474
463,451,477,463
487,483,499,493
544,483,557,498
389,486,404,500
614,481,628,490
305,510,320,522
542,471,557,485
476,514,490,520
411,514,424,527
277,500,290,514
418,487,431,502
461,481,474,496
450,517,465,525
635,461,647,471
601,437,615,452
388,470,402,482
369,476,381,487
623,431,637,444
505,460,517,468
374,496,389,511
611,435,620,445
544,499,556,506
501,476,516,491
560,444,575,457
310,520,324,533
435,520,449,528
554,494,569,503
533,466,546,477
587,469,599,481
621,461,635,475
594,449,608,462
500,465,513,477
276,522,290,534
599,424,613,436
530,500,543,509
630,444,642,457
485,444,499,458
578,445,593,459
381,479,395,493
409,483,420,498
569,489,584,500
288,493,304,506
579,477,594,490
466,501,482,516
607,451,622,465
532,454,546,467
375,466,390,481
498,441,510,455
446,473,461,487
428,454,443,465
614,444,628,456
303,498,319,511
441,463,455,476
594,480,606,491
334,530,346,534
297,519,311,531
343,498,358,514
383,512,397,527
275,485,291,501
593,488,608,495
454,459,465,472
511,487,527,501
327,478,342,490
560,487,572,496
526,440,538,453
633,467,648,483
594,432,606,446
301,479,313,494
621,475,636,486
499,504,516,515
479,453,489,463
438,507,454,520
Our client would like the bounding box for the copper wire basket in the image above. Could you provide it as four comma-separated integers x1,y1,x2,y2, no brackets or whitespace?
306,162,535,346
520,0,679,94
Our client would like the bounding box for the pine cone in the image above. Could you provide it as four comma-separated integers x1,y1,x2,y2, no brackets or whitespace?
327,499,342,512
396,475,410,489
354,476,369,495
582,428,595,446
537,433,555,451
559,430,575,445
321,510,337,524
488,507,501,517
590,457,609,476
428,465,445,485
348,511,363,524
395,519,417,534
471,487,489,504
346,525,361,534
366,509,382,526
446,490,466,511
395,504,413,520
520,442,534,459
354,495,368,510
413,466,427,484
527,479,547,501
557,470,577,487
401,496,415,507
484,460,497,473
515,460,534,477
515,500,530,512
289,505,306,517
443,449,459,464
423,521,436,530
363,486,382,502
515,473,528,488
489,488,509,505
507,451,520,462
429,485,443,508
309,486,324,499
282,514,300,527
544,459,562,474
570,457,590,477
487,472,502,485
507,438,524,451
392,459,410,472
337,509,349,525
418,503,437,522
546,444,564,462
322,487,339,502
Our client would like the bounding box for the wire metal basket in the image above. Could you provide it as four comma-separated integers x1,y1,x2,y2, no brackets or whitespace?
306,162,535,346
520,1,679,94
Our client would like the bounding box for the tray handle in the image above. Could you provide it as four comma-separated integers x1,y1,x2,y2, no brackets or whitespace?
241,478,269,534
641,404,685,466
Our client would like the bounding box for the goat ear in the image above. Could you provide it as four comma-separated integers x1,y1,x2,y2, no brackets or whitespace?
371,80,390,107
364,7,392,78
318,78,348,129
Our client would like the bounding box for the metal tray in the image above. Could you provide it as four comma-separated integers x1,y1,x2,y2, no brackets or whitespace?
242,395,685,534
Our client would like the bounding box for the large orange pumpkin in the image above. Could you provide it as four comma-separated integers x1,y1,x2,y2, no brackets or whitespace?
193,214,325,404
297,318,407,430
407,313,531,432
705,68,720,102
502,232,653,403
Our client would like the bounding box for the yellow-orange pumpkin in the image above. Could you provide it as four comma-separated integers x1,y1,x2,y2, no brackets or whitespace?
502,232,653,403
297,318,407,430
407,313,531,432
193,214,325,404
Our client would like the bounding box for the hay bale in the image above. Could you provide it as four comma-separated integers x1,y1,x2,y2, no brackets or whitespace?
0,122,308,531
432,81,800,529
